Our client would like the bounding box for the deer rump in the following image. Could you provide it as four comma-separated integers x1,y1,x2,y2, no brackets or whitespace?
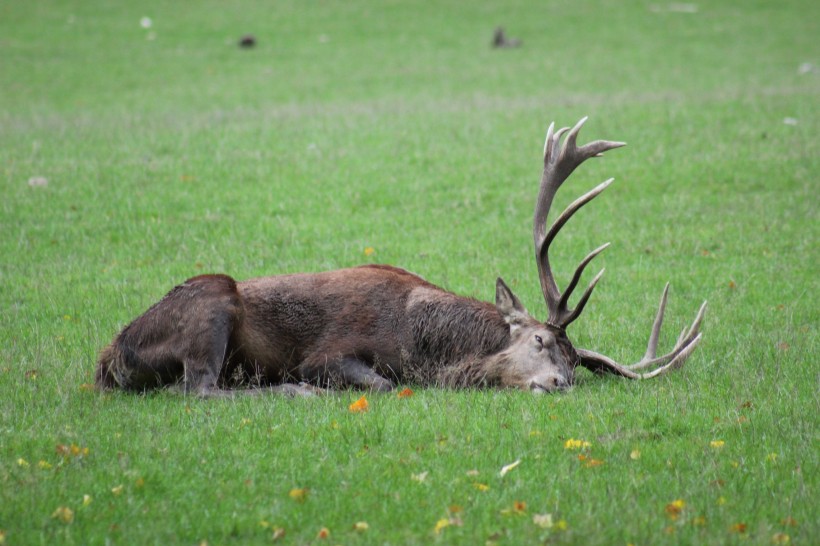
96,265,539,395
96,118,707,397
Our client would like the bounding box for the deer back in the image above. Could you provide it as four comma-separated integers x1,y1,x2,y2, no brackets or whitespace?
233,265,511,384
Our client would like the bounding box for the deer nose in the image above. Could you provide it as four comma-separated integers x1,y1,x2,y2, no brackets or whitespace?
529,377,569,393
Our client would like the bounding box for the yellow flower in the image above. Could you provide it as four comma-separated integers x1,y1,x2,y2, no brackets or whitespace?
555,519,568,531
710,440,725,449
363,247,375,256
630,449,641,460
348,395,369,413
353,521,369,532
473,483,489,491
51,506,74,524
434,518,450,534
289,488,308,502
665,499,685,520
111,485,124,496
563,438,591,450
38,460,53,469
16,458,29,467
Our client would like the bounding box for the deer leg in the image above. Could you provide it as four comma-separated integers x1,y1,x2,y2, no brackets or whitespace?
181,308,239,397
301,356,395,392
337,357,395,392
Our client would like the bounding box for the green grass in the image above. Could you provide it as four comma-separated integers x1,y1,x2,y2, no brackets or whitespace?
1,0,817,544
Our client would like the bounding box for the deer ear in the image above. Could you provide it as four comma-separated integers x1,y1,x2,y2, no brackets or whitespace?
495,277,530,330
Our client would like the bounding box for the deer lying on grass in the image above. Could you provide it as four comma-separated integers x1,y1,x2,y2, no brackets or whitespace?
96,117,706,396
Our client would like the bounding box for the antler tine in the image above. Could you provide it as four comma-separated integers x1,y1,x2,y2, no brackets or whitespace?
628,298,708,371
576,332,703,380
558,243,610,313
533,117,625,329
576,290,708,378
643,283,670,361
563,267,606,327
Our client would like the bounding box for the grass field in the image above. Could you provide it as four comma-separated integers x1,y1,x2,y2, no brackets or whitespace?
1,0,818,544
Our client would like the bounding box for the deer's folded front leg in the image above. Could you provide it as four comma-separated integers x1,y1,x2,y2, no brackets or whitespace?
300,355,395,391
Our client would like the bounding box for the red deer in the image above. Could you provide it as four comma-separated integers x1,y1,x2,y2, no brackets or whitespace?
96,117,706,397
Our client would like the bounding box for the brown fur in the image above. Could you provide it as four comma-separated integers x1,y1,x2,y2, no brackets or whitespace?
96,265,575,395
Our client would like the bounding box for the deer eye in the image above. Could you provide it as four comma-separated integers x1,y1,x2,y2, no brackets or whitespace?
534,335,543,346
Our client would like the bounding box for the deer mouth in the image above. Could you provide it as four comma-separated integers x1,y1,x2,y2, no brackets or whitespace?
529,378,570,394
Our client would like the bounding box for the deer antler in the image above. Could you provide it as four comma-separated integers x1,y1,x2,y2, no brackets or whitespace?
534,116,625,328
535,117,708,379
576,284,708,379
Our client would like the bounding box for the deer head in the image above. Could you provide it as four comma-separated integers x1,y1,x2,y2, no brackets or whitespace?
493,117,706,393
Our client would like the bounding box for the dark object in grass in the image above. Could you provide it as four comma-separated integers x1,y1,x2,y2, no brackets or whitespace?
238,34,256,48
492,27,521,48
96,117,707,397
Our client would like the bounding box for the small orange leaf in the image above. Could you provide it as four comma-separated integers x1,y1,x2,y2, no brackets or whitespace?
730,522,747,533
348,395,369,413
397,387,414,398
316,527,329,539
